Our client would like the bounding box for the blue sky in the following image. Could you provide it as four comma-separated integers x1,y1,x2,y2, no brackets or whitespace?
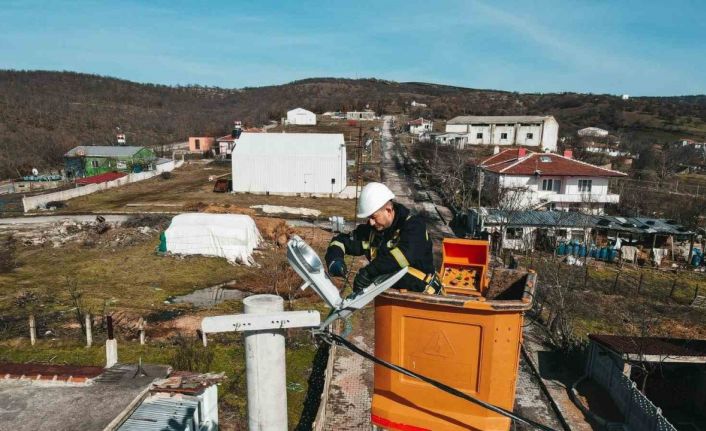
1,0,704,96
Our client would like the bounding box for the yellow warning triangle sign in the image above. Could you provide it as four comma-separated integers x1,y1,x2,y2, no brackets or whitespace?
422,330,455,358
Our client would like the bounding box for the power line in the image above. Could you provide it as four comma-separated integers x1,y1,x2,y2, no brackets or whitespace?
318,331,558,431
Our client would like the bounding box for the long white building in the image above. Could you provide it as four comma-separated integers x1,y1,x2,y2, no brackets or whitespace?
445,115,558,152
231,133,346,195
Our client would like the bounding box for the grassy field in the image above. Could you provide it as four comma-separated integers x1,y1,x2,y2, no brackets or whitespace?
50,163,356,217
525,255,706,342
0,219,340,429
0,232,250,317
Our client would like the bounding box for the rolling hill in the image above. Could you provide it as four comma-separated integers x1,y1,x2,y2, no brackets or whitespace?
1,70,705,178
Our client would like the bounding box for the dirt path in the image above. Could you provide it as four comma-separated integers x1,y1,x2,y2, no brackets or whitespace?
521,323,599,430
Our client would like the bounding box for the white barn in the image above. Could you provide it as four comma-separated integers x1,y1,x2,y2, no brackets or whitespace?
231,133,346,195
445,115,558,152
286,108,317,125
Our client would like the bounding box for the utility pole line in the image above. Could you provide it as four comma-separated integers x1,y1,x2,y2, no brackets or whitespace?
353,124,363,223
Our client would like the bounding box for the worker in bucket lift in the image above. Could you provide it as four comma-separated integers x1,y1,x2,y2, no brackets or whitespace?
324,182,442,294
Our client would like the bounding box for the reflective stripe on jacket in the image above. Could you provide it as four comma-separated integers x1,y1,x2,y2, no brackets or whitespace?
324,202,434,292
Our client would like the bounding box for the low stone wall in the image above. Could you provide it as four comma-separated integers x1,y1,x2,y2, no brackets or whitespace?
22,160,183,212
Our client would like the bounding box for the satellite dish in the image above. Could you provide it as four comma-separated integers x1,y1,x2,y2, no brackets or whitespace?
31,168,39,176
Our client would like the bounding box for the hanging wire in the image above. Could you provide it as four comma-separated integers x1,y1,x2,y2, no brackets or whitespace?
316,331,557,431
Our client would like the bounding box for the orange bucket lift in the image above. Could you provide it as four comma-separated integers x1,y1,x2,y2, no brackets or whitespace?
372,239,536,431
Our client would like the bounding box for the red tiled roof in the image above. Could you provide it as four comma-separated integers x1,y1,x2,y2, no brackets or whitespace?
216,135,236,142
482,150,626,177
0,363,104,383
589,334,706,357
75,171,127,185
407,118,426,126
481,148,536,167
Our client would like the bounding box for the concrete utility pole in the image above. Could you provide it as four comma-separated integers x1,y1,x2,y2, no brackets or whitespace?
354,125,364,223
105,315,118,368
138,318,146,345
29,314,36,346
202,294,320,431
85,313,92,347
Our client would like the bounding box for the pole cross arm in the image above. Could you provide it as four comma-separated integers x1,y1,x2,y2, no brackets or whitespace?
201,310,321,334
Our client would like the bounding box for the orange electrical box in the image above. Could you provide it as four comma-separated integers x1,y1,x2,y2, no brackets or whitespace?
440,238,490,295
372,268,536,431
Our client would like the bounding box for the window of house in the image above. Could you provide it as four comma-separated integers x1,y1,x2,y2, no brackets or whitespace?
195,139,201,150
91,160,99,168
500,132,508,139
578,179,593,192
526,132,534,139
506,228,523,240
540,156,552,162
542,179,561,192
542,179,561,193
476,132,483,139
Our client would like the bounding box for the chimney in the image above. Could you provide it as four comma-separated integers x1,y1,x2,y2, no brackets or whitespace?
518,147,527,157
493,145,500,155
563,150,573,159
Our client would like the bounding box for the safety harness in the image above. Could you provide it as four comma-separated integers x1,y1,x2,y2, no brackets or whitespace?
368,215,444,295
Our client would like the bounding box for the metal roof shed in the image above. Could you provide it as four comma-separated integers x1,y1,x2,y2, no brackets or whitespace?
231,133,347,195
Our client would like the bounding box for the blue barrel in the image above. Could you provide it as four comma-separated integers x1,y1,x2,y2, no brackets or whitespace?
692,254,702,267
590,247,598,258
599,247,608,260
579,244,587,257
573,244,580,256
558,243,566,255
608,249,617,261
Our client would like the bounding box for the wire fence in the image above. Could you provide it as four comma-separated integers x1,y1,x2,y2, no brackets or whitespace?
525,253,704,306
588,346,677,431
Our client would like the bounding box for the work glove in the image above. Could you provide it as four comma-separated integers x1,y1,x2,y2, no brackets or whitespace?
353,267,374,294
328,259,347,278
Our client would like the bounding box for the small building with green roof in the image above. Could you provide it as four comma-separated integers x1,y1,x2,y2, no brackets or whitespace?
64,145,156,178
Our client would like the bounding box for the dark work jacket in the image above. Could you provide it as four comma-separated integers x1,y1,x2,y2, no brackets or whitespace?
324,202,434,291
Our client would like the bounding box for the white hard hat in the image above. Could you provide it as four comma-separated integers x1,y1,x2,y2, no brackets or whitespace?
357,182,395,218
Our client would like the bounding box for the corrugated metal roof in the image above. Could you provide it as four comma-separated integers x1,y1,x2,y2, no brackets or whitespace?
476,209,694,235
590,334,706,357
447,115,554,125
117,397,200,431
287,107,315,115
478,209,593,228
65,146,147,158
75,172,127,184
235,132,345,156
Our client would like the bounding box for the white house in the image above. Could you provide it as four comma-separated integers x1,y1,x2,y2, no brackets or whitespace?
346,111,376,121
216,136,235,157
407,117,433,134
434,133,468,148
480,148,626,214
286,108,317,125
231,133,346,195
679,139,704,149
446,115,558,152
